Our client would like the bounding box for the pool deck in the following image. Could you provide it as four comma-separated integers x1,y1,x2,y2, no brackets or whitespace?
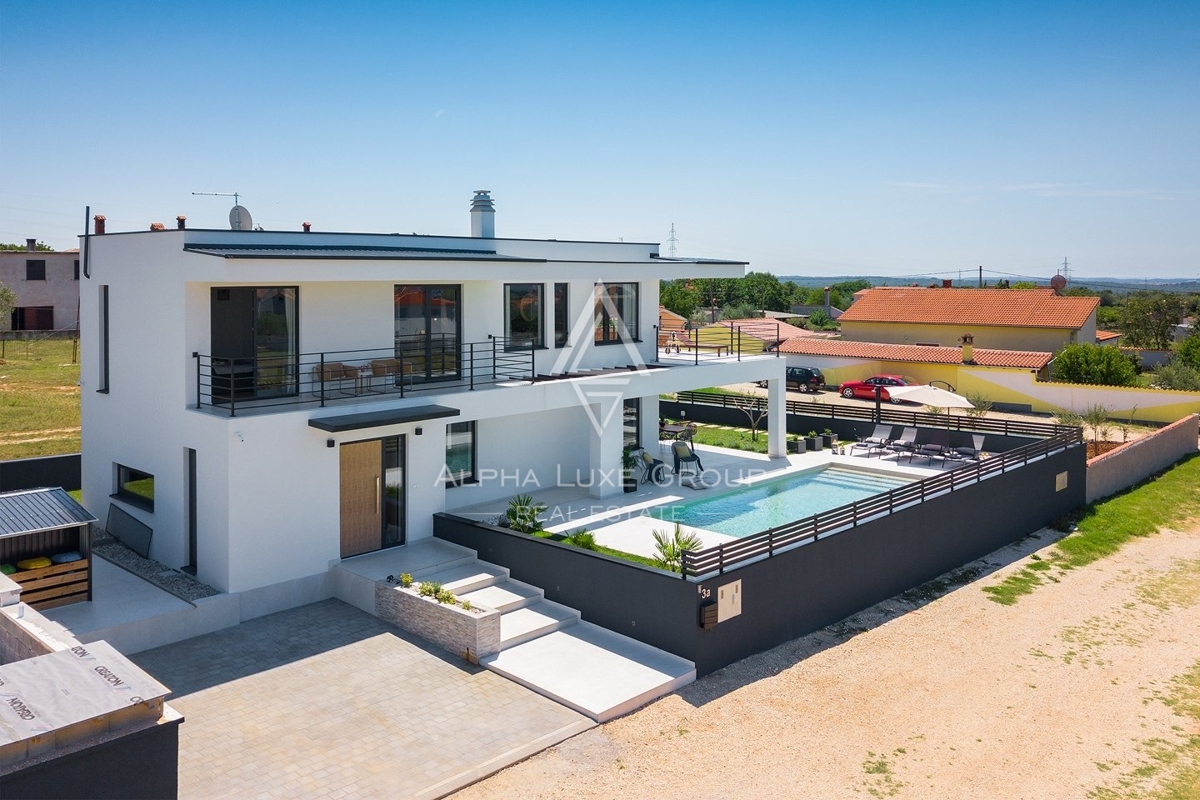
451,444,946,559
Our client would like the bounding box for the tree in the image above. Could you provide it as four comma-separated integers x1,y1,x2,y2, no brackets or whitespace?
1120,292,1186,350
0,242,53,251
1053,343,1138,386
659,279,700,318
1176,330,1200,371
1080,404,1112,448
0,282,15,326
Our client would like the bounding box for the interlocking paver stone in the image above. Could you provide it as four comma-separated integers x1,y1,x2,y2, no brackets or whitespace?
132,598,592,799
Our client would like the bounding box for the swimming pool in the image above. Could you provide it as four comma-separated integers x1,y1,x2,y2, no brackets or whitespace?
651,465,914,538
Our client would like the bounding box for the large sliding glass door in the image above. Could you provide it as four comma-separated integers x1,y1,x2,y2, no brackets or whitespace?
211,286,299,401
394,285,461,382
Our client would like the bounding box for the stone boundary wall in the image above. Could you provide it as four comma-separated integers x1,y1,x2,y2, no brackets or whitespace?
1087,414,1199,504
375,582,500,663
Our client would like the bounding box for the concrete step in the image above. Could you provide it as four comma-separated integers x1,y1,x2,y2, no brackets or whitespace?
499,600,580,649
416,562,509,596
482,621,696,722
458,579,542,613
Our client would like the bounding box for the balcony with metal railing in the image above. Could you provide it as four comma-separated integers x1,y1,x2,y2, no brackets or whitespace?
193,335,539,416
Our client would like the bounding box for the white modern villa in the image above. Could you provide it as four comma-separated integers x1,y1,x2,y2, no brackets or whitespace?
78,192,785,614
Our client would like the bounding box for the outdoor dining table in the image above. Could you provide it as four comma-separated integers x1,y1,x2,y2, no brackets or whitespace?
660,424,689,440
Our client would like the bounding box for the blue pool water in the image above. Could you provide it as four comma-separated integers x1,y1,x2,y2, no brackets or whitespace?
651,466,914,537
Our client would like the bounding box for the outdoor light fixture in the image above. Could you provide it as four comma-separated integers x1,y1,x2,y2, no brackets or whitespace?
415,427,423,436
326,439,335,448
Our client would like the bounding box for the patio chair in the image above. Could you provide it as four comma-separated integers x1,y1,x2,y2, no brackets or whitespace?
904,429,951,465
672,440,703,477
885,427,918,458
953,434,985,461
640,450,668,485
312,361,354,395
369,358,413,391
850,424,894,457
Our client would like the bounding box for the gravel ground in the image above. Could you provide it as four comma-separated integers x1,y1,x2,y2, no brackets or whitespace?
452,524,1200,799
91,533,219,602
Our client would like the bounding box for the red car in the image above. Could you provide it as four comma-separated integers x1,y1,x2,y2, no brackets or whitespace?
837,374,918,404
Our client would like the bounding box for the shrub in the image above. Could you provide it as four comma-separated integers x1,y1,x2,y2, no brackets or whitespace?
1177,332,1200,370
435,587,457,604
459,599,473,611
399,572,413,588
1052,343,1137,386
1155,360,1200,391
418,581,441,598
566,529,598,550
506,494,547,533
963,392,993,419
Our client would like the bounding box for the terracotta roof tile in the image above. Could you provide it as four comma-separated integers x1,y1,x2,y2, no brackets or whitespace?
1095,330,1123,342
839,287,1098,329
778,337,1052,369
716,318,811,341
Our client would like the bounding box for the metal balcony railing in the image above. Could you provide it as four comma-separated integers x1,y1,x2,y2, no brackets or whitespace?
193,336,536,416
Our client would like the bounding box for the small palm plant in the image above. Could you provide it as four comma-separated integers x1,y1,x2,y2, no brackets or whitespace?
651,523,704,572
506,494,547,533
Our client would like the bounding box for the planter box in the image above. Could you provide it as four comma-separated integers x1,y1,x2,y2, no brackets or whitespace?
821,434,836,448
375,583,501,663
787,439,805,454
804,437,822,451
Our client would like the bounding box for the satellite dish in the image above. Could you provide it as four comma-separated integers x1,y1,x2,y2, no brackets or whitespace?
1050,274,1067,291
229,205,253,231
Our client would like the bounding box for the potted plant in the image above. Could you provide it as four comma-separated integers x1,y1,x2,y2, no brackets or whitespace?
787,435,805,454
804,430,821,451
821,428,836,448
622,445,639,493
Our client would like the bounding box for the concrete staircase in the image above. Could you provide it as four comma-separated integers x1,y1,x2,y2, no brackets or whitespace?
379,540,695,722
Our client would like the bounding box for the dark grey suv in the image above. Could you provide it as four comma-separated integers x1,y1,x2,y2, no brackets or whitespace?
758,366,825,393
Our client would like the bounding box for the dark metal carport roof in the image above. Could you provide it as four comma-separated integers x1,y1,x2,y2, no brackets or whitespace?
0,488,97,538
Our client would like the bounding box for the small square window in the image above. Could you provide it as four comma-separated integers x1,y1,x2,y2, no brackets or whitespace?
114,464,154,511
26,260,46,281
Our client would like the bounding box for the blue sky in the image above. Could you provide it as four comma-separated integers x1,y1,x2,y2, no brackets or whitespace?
1,1,1196,279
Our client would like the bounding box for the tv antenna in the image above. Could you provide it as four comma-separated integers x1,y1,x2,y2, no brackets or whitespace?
192,191,253,230
667,223,678,258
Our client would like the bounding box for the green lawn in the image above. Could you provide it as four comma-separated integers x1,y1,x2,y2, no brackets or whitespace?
0,338,81,460
984,453,1200,605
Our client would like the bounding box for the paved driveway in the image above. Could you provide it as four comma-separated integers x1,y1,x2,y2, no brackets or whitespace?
132,599,592,800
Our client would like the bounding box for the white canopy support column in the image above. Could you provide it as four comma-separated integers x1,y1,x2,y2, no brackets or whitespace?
639,395,660,451
766,377,787,457
588,396,626,498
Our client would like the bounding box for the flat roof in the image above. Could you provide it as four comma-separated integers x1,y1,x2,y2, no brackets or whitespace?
308,404,460,432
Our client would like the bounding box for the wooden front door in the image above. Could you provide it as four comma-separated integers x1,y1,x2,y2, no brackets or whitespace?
340,440,382,558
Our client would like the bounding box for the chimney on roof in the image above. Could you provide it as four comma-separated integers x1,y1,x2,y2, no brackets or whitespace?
150,222,166,231
302,221,311,233
960,333,975,364
470,190,495,238
93,215,106,235
943,279,952,288
823,286,831,311
176,215,187,230
25,238,36,252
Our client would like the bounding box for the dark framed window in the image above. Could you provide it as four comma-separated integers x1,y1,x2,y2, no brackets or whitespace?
445,421,476,486
505,283,543,349
115,464,154,511
74,260,80,280
594,282,639,344
98,285,109,392
25,260,46,281
554,283,569,347
623,398,641,449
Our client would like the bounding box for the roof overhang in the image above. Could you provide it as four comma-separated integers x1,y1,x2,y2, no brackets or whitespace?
308,405,460,433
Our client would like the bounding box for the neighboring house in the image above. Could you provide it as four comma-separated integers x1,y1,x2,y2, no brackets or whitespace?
1095,330,1123,347
778,337,1053,389
790,286,843,321
838,287,1098,353
0,240,81,332
79,192,780,610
